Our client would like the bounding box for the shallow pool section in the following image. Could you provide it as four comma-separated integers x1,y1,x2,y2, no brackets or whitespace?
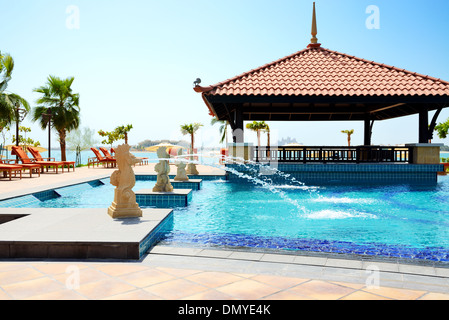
2,175,449,262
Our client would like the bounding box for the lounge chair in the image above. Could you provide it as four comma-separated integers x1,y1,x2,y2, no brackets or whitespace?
89,148,116,168
11,145,61,174
28,146,75,172
99,147,116,160
0,159,41,179
0,163,22,180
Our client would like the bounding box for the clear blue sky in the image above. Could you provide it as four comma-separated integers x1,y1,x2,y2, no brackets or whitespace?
1,0,449,148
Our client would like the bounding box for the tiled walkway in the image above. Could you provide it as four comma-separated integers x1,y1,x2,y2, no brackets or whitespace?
1,259,449,300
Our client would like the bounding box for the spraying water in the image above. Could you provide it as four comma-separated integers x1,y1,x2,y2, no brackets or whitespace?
157,154,309,214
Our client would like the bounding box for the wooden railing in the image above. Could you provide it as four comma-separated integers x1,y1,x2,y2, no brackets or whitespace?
251,146,413,164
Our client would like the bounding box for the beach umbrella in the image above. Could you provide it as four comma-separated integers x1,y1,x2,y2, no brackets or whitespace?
4,145,47,152
282,143,304,147
145,143,186,152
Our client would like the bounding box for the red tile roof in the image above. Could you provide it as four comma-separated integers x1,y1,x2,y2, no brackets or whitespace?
195,47,449,97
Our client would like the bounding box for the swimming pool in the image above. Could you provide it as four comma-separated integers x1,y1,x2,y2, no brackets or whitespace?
3,175,449,262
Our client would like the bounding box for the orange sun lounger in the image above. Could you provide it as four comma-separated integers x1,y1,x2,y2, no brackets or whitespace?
89,148,116,168
0,159,41,179
0,163,23,180
11,145,62,174
28,146,75,172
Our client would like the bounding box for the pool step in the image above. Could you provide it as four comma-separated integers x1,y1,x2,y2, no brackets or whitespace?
170,179,202,191
136,189,193,208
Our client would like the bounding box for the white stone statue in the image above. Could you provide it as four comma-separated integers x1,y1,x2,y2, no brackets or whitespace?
153,147,174,192
174,149,189,181
108,144,143,219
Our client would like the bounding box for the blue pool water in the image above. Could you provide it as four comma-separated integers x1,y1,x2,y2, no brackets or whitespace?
3,175,449,261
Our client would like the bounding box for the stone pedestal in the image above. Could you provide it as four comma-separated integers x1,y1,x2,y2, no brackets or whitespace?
170,179,202,190
186,163,199,175
228,143,253,163
406,143,443,164
136,189,193,208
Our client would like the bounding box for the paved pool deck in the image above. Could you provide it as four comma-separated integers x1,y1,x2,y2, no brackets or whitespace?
0,164,449,300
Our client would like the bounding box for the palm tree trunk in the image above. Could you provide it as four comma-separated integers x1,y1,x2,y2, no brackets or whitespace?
225,122,228,146
191,133,194,159
58,129,67,161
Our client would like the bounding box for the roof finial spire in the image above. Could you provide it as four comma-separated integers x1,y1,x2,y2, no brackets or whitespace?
308,2,321,48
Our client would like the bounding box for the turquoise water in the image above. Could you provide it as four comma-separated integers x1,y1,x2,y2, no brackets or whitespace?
166,179,449,251
3,147,449,259
14,175,449,260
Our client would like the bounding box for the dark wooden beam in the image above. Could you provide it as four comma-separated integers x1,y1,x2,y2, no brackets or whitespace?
206,94,449,105
419,108,429,143
428,105,444,140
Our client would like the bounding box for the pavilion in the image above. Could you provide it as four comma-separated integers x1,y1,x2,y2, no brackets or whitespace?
194,3,449,148
193,3,448,183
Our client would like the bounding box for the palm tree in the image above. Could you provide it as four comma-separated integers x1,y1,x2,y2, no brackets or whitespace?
32,76,80,161
0,53,30,126
0,51,13,94
180,123,203,155
181,123,203,175
211,117,229,145
246,121,270,148
115,124,133,145
341,129,355,147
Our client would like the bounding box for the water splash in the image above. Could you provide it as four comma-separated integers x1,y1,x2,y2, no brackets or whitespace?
161,155,309,215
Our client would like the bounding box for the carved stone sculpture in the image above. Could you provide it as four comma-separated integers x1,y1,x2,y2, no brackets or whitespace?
174,149,189,181
186,149,199,175
153,147,174,192
108,144,143,219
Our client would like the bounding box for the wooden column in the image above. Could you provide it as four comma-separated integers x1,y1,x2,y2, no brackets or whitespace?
419,109,429,143
364,117,372,146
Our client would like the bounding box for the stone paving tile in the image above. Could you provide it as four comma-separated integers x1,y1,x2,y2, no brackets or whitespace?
53,267,111,286
185,271,244,288
250,274,309,290
0,261,448,300
0,267,45,286
419,292,449,300
341,290,392,300
262,290,313,300
143,278,209,300
287,280,356,300
215,279,282,300
31,263,89,276
2,277,65,300
182,289,237,300
362,286,427,300
75,278,136,300
103,289,163,300
0,288,11,300
25,289,87,300
91,263,151,277
118,269,176,288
